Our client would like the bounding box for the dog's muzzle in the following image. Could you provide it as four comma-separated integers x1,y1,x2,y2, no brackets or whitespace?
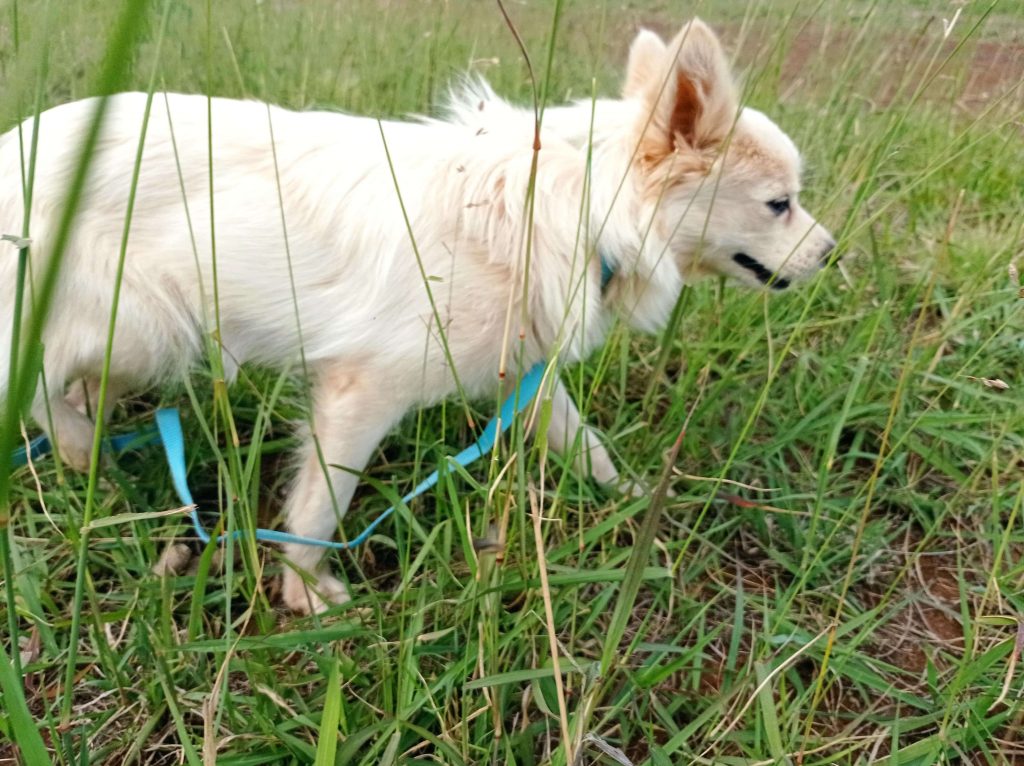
732,252,790,290
818,239,839,268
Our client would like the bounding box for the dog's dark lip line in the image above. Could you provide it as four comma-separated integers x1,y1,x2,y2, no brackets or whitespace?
732,252,790,290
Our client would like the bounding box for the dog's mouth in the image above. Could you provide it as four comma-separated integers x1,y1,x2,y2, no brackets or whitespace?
732,253,790,290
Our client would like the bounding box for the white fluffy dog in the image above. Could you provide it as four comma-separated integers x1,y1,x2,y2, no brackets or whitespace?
0,20,834,613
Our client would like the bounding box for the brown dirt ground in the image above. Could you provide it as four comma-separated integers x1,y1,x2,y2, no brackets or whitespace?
628,14,1024,116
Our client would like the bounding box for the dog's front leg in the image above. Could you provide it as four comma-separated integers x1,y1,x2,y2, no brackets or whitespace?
281,370,403,615
543,379,622,488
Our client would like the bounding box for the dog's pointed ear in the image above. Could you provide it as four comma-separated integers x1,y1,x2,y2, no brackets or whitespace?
634,19,738,160
623,29,668,99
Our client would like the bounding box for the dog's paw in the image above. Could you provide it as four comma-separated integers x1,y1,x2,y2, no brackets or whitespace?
152,543,193,576
282,568,350,615
56,441,94,472
619,479,677,499
619,479,648,499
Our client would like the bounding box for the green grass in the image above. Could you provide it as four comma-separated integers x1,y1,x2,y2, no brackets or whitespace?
1,0,1023,764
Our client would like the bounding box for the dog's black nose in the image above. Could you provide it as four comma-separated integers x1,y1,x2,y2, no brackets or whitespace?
818,239,839,268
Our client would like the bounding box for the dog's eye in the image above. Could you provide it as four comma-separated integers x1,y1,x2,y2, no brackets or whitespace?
767,196,790,216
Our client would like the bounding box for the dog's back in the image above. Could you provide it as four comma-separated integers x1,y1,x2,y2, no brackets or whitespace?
0,91,563,401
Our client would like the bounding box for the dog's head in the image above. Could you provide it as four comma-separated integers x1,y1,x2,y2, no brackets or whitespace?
623,20,835,290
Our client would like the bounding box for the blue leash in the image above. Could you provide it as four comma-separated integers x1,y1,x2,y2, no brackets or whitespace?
11,427,160,467
9,361,547,550
155,361,547,549
9,254,614,549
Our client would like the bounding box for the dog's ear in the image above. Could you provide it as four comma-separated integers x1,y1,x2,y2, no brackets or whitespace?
634,19,738,160
623,29,668,100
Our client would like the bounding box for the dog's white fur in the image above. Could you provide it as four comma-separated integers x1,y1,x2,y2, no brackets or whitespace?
0,20,833,613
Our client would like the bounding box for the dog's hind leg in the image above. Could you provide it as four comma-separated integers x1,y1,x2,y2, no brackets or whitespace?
31,375,128,472
32,390,97,472
281,367,404,615
64,377,125,421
